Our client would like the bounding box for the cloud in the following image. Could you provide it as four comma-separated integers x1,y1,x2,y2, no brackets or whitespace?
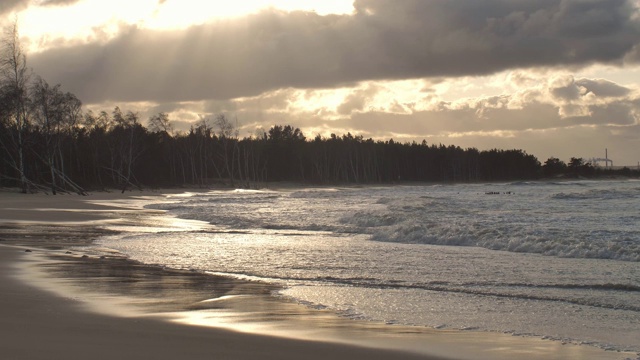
550,75,632,101
255,74,639,161
212,76,639,138
0,0,79,15
28,0,636,165
550,76,583,101
0,0,26,14
624,44,640,64
28,0,640,104
80,68,640,164
338,102,640,163
574,78,632,98
38,0,81,6
337,84,380,115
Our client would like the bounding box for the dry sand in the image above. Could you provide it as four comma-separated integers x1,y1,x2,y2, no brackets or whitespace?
0,189,634,360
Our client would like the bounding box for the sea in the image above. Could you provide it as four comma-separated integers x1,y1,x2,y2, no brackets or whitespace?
94,180,640,353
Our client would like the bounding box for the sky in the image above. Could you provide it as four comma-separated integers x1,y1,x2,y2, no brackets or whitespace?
3,0,640,166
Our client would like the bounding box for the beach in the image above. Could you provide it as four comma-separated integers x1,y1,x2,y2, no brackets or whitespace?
1,246,455,360
0,189,636,360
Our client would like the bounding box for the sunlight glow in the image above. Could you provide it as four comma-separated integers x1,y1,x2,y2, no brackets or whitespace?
19,0,157,51
14,0,354,52
441,130,518,140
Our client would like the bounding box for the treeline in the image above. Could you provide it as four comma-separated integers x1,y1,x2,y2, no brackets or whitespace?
1,107,545,192
5,104,638,194
0,23,636,194
542,156,640,179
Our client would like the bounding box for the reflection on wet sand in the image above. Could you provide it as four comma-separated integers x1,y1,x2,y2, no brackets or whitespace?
16,248,627,360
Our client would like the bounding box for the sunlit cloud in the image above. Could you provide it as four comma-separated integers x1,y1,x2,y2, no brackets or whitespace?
147,0,354,30
12,0,354,52
445,130,517,139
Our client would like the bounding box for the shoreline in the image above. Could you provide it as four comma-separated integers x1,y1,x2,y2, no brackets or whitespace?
0,190,636,359
1,245,444,360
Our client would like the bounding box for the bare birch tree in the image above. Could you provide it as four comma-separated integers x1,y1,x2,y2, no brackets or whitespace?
215,114,240,185
30,77,61,193
148,112,174,134
0,19,31,192
30,77,86,194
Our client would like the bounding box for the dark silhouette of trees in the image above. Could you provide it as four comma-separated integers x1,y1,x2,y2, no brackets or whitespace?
215,114,239,185
147,112,173,134
0,20,31,192
567,157,595,177
4,104,640,192
543,157,567,177
266,125,306,181
30,77,84,194
106,107,146,192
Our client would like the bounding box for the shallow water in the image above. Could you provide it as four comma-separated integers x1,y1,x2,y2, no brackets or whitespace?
96,180,640,353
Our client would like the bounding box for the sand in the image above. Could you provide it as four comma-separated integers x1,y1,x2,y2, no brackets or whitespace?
0,245,452,360
0,189,634,360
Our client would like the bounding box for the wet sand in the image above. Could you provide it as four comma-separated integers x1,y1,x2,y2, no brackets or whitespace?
1,246,452,360
0,189,634,360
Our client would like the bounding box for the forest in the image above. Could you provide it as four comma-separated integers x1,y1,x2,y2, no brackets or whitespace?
1,23,637,194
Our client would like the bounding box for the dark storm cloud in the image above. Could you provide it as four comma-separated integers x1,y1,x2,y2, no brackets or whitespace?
29,0,640,103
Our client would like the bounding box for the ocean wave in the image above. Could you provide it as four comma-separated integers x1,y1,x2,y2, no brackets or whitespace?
339,210,401,228
279,275,640,312
509,180,594,187
551,188,640,201
369,223,640,261
289,188,345,198
147,183,640,262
